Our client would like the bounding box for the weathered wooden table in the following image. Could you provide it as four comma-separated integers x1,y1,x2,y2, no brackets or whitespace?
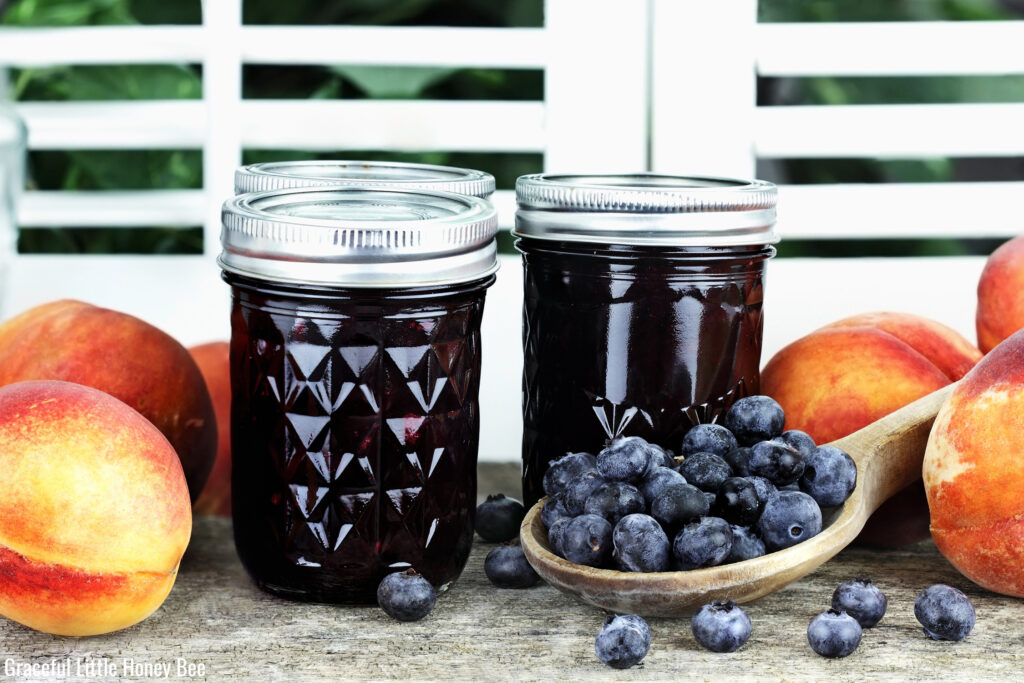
3,464,1021,681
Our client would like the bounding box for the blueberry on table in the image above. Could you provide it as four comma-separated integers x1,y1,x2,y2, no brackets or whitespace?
543,451,597,497
724,395,785,446
714,477,762,526
612,513,671,572
757,491,822,551
749,439,805,487
914,584,975,641
726,525,766,563
807,609,862,658
560,514,613,568
563,470,606,516
779,429,816,458
723,446,752,477
475,493,526,542
650,482,709,533
691,600,752,653
672,516,733,570
595,614,651,669
584,481,646,526
682,423,738,458
678,452,732,492
484,542,540,589
833,578,887,628
541,492,570,529
800,445,857,507
377,569,437,622
640,466,687,505
598,436,658,483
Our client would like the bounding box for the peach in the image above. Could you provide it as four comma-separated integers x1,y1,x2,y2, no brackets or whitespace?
0,380,191,635
923,328,1024,595
761,312,982,546
977,235,1024,353
190,342,231,517
0,300,216,501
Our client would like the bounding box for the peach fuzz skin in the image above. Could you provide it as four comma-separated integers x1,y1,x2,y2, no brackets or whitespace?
977,235,1024,354
761,315,982,546
0,380,191,636
190,342,231,517
0,300,216,502
924,329,1024,596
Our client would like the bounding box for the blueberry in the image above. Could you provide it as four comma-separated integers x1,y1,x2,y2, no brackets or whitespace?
475,493,526,542
595,614,651,669
547,516,572,557
377,569,437,622
541,492,570,529
584,481,645,526
672,516,732,570
681,423,738,458
833,578,887,628
563,470,606,516
749,439,805,487
757,490,822,550
678,452,732,492
648,443,677,469
723,447,752,477
640,466,687,503
650,482,709,533
800,445,857,507
714,477,761,526
612,514,670,572
724,396,785,446
691,600,752,653
745,476,778,509
560,514,613,567
703,491,717,509
543,451,597,497
726,525,766,563
807,609,862,657
779,429,816,458
914,584,975,641
484,542,540,589
597,436,657,483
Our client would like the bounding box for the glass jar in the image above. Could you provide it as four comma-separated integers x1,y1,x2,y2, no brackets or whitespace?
220,186,498,603
233,160,494,198
514,174,778,508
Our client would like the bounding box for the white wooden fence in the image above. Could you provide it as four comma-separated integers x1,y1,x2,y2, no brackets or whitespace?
0,0,1019,461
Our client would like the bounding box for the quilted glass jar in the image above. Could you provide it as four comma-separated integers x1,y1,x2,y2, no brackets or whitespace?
220,186,497,603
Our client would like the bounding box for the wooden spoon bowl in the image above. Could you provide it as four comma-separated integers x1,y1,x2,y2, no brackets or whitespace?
520,384,954,616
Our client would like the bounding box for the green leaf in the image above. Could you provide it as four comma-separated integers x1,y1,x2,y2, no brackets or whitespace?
330,65,459,99
65,64,201,101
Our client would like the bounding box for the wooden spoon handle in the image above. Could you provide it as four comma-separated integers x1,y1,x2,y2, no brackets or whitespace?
829,382,956,514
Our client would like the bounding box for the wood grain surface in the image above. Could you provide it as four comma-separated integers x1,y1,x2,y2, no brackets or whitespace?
1,463,1021,682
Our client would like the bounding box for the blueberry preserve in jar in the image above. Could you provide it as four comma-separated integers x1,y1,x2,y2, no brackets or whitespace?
220,186,497,603
514,174,778,508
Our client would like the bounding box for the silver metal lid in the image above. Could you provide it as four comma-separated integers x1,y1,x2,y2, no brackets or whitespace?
514,173,778,247
220,186,499,288
234,160,495,198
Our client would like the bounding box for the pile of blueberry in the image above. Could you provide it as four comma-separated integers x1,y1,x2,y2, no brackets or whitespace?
541,395,857,572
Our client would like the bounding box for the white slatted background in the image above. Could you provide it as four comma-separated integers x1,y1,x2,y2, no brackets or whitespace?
1,0,1019,461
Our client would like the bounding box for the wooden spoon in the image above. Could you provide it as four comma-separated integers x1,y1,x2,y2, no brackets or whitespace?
519,383,954,616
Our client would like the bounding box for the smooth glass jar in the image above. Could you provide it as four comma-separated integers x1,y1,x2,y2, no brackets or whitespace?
514,174,778,508
221,186,497,603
